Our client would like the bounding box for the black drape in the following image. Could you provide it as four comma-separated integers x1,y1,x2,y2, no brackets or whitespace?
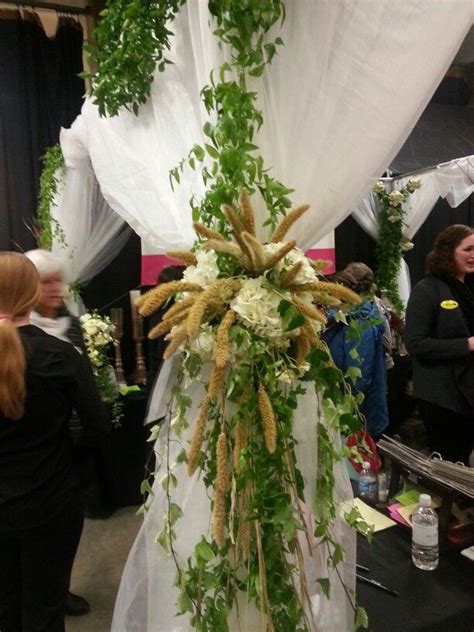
0,12,84,252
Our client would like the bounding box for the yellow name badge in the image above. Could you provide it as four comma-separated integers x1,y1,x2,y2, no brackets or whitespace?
440,300,459,310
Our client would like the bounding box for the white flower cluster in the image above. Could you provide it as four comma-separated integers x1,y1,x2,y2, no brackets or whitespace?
406,177,422,193
183,249,219,287
231,276,288,339
388,190,405,207
373,180,385,194
80,313,115,367
400,236,414,252
188,324,216,361
264,243,317,287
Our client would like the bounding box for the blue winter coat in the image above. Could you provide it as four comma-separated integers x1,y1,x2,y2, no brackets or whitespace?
322,300,389,438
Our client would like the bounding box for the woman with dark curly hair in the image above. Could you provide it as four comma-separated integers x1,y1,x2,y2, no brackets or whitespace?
405,224,474,464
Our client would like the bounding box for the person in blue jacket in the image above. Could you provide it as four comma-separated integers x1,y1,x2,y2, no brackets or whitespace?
322,269,389,439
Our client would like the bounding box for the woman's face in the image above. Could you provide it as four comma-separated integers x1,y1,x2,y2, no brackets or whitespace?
453,233,474,279
37,272,64,314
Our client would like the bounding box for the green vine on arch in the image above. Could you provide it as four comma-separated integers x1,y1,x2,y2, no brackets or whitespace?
170,0,291,233
374,178,421,315
37,144,67,251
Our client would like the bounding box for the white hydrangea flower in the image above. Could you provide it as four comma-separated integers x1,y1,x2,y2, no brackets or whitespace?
231,277,287,339
183,249,219,287
387,212,402,223
263,243,317,285
373,180,385,194
188,324,216,361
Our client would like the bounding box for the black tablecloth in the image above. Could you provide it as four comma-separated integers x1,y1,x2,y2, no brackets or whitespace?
357,527,474,631
83,391,151,514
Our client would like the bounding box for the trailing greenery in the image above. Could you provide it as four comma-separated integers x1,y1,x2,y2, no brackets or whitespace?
86,1,373,628
170,0,291,233
37,145,67,251
82,0,187,117
374,178,421,315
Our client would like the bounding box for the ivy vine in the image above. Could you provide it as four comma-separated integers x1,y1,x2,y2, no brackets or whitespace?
82,0,187,117
170,0,292,234
37,144,67,251
374,178,421,315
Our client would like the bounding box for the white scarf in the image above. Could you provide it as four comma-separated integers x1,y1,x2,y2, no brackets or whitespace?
30,310,71,343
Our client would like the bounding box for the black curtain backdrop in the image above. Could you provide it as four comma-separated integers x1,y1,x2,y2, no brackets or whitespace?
335,194,474,287
0,12,84,252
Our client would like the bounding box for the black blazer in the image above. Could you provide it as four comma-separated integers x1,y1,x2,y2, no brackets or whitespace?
405,276,474,415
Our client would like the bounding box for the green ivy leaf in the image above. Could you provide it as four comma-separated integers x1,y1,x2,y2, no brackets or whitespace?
355,606,369,629
316,577,330,598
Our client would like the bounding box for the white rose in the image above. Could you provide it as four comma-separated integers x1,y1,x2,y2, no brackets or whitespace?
401,238,414,252
387,213,401,223
373,181,385,194
406,177,421,192
183,249,219,287
388,190,404,207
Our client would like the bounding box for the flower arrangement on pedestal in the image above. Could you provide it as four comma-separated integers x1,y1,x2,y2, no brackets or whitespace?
80,312,123,425
374,177,422,314
137,192,371,630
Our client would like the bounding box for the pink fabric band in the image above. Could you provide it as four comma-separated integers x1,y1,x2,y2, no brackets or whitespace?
0,314,13,321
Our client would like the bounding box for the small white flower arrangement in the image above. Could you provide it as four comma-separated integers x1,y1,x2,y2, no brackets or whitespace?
80,311,122,425
373,176,422,313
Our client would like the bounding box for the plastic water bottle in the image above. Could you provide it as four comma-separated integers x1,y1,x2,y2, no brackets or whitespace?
411,494,439,570
358,461,377,502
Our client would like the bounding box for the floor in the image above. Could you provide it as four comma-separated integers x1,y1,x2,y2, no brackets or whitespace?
66,506,142,632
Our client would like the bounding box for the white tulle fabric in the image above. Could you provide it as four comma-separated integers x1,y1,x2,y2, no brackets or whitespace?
60,0,473,254
50,162,131,314
112,367,356,631
352,156,474,308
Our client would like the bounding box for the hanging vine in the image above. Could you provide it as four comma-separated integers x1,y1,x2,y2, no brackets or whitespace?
82,0,187,117
374,178,421,315
86,1,374,628
170,0,291,233
36,144,67,251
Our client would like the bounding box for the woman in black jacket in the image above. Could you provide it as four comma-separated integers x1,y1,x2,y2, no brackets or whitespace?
0,252,109,632
405,224,474,465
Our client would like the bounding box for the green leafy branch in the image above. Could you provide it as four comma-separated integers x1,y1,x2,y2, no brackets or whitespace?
37,144,67,251
374,178,421,315
170,0,292,233
83,0,187,117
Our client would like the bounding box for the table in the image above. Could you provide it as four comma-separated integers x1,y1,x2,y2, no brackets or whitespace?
357,526,474,631
84,390,151,515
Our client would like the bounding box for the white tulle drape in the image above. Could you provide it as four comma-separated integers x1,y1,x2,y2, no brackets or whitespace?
60,0,473,253
112,370,356,632
50,162,131,313
352,156,474,307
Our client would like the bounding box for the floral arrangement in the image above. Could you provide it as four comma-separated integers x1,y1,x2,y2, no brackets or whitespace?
80,312,123,425
138,192,372,630
374,177,422,314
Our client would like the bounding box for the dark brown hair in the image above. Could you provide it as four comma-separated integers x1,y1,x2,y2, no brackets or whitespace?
426,224,474,279
344,262,375,294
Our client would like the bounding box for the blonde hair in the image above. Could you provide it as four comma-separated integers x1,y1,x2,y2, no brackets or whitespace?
0,253,40,419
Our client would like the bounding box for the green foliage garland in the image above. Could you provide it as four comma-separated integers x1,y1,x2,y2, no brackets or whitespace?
87,1,374,628
37,145,67,251
374,178,421,315
170,0,291,233
83,0,187,117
